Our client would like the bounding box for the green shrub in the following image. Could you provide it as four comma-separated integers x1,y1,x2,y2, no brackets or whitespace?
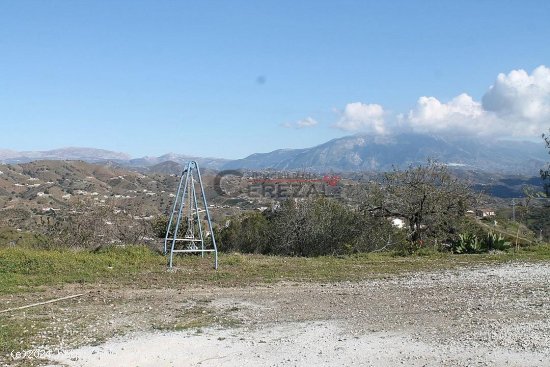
484,232,511,251
452,233,482,254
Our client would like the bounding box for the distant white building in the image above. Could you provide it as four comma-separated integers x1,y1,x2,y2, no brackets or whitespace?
476,208,495,217
42,207,60,212
391,218,406,229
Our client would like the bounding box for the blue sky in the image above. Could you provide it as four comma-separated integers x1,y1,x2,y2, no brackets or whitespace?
1,0,549,159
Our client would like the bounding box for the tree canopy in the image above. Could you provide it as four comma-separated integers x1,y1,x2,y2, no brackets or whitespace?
363,161,475,248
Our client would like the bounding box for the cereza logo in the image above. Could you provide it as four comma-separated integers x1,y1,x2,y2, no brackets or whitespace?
214,170,342,198
213,170,244,196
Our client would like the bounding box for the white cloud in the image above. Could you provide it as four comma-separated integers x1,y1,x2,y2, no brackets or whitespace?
407,93,490,135
334,102,386,134
318,65,549,138
481,65,550,135
404,65,550,137
296,117,319,128
281,117,319,129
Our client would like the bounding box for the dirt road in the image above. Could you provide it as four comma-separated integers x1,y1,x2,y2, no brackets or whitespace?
19,262,550,366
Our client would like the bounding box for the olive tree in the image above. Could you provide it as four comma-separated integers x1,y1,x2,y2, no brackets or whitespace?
364,161,475,249
268,198,364,256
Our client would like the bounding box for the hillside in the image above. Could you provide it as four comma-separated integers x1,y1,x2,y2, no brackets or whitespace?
0,161,178,230
0,160,250,231
0,148,230,171
2,133,546,175
0,147,130,163
223,133,547,174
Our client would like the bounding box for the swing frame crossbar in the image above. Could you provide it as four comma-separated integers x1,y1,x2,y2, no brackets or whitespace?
163,161,218,269
172,249,217,253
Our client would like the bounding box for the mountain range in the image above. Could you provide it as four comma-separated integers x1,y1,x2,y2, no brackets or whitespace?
0,147,130,162
0,148,229,172
1,133,547,174
223,133,548,174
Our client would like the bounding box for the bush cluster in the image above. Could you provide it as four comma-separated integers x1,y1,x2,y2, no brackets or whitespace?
219,198,402,256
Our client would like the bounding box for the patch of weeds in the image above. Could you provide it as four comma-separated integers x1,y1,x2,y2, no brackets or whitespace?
152,304,241,332
2,244,550,297
0,315,48,361
413,247,442,257
514,243,550,260
222,253,245,266
0,246,162,295
153,305,215,331
217,316,242,328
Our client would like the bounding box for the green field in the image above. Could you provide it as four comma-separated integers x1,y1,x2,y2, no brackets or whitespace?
2,244,550,295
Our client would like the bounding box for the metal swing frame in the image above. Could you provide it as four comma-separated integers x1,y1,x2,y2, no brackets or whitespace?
163,161,218,269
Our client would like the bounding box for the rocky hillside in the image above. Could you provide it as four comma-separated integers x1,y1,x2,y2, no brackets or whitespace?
0,160,249,231
223,133,547,174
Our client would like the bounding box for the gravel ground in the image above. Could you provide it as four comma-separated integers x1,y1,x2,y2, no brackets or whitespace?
19,262,550,366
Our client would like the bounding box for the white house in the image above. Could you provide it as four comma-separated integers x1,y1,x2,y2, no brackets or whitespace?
391,218,406,229
476,208,495,217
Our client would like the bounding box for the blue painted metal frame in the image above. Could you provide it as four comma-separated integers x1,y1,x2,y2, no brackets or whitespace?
163,161,218,269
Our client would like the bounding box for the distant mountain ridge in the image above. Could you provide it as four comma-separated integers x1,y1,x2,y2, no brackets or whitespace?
0,148,229,171
1,133,547,174
0,147,130,163
128,153,230,171
222,133,548,174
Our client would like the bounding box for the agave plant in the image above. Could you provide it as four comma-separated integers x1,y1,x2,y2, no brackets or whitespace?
484,232,511,251
452,233,481,254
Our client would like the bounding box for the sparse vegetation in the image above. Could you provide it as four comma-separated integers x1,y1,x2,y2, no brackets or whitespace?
0,246,160,295
220,197,399,256
2,243,549,298
363,161,476,250
220,162,480,256
1,243,549,364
